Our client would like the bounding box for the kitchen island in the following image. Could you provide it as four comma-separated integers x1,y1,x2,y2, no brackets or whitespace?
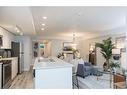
33,57,73,89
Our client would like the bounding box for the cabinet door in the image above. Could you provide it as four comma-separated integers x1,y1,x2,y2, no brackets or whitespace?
11,58,18,80
0,27,12,49
15,58,18,76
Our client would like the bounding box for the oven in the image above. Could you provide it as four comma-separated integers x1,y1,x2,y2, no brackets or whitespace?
2,60,12,89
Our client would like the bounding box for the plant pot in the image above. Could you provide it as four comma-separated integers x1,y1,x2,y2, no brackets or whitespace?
103,62,108,71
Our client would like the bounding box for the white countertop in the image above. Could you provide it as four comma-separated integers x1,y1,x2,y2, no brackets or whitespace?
0,57,18,61
0,57,18,65
33,57,73,70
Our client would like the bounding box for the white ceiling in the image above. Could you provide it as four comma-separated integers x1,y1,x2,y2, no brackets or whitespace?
0,7,127,40
0,7,36,35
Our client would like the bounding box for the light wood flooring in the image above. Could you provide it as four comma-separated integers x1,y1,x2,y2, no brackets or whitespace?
9,67,34,89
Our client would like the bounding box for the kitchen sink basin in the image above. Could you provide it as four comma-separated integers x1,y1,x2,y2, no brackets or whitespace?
38,58,55,62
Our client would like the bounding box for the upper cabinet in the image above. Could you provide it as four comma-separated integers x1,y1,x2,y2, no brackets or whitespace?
0,27,14,49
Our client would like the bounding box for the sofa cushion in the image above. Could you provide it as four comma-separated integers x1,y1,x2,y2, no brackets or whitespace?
84,62,92,66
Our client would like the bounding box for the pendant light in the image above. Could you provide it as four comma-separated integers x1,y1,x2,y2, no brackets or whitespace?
72,32,77,50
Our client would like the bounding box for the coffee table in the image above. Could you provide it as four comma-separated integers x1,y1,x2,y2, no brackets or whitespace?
93,66,103,80
93,66,113,88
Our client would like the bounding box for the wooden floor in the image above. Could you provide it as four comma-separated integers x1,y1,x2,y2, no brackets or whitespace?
9,67,34,89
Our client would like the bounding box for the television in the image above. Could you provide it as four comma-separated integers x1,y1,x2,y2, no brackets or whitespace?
0,35,3,46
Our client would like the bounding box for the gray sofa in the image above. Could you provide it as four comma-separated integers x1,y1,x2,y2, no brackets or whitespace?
76,62,94,78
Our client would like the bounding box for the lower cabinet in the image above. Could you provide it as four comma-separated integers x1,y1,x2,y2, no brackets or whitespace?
11,57,18,80
34,67,72,89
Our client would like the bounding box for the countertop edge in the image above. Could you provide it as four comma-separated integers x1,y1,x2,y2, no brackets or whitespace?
33,64,73,70
0,57,18,61
33,57,73,70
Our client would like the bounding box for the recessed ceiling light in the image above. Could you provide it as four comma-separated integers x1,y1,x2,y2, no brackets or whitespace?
43,16,47,19
41,28,45,31
42,23,46,26
20,32,23,36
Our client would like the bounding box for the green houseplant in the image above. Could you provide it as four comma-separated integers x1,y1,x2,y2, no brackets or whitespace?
95,37,115,71
109,61,120,73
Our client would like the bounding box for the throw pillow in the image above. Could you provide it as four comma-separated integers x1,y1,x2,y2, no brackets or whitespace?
78,58,84,64
84,62,92,66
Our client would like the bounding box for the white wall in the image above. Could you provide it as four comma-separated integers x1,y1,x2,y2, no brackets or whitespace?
15,36,32,71
45,41,51,57
51,40,65,57
125,28,127,70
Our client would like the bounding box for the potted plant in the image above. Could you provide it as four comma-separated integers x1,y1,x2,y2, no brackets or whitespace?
73,49,81,59
109,61,120,73
96,37,115,71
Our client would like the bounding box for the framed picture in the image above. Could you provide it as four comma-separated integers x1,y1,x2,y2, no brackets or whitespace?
34,42,38,49
39,43,45,48
63,42,74,51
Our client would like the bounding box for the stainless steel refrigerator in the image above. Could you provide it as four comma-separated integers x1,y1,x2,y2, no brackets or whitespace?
11,42,24,74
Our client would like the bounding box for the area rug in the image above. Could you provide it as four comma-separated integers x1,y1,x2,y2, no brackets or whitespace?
77,74,113,89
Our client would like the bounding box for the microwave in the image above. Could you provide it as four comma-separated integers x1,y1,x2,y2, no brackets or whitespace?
0,35,3,46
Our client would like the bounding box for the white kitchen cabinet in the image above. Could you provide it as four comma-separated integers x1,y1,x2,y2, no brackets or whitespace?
11,57,18,80
0,27,14,49
35,67,72,89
